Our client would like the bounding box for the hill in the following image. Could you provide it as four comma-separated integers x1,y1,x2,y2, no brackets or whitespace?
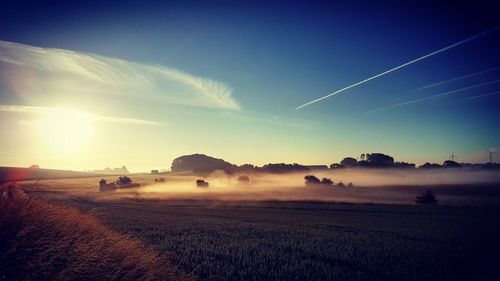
0,167,103,183
171,154,237,174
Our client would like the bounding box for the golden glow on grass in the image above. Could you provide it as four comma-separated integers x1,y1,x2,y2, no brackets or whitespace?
36,108,93,153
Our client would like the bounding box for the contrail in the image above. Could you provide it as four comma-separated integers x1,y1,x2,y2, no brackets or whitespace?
387,66,500,100
410,66,500,92
459,91,500,101
368,78,500,113
296,25,500,109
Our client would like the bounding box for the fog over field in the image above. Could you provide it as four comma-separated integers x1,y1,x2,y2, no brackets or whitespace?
92,169,500,205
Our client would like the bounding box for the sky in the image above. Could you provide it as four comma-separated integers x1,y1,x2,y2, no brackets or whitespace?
0,0,499,172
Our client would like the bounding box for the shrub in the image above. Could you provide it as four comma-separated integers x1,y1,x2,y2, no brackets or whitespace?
320,178,333,186
238,175,250,183
416,190,437,205
99,179,116,192
337,181,345,187
196,179,209,187
304,175,320,185
117,176,132,185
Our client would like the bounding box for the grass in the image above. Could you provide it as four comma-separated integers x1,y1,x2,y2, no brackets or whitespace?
0,185,185,281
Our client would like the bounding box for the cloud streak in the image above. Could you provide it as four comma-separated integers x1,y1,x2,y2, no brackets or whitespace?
296,25,499,109
0,40,240,110
0,105,164,126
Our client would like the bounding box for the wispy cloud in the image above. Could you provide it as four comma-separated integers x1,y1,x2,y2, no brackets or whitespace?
0,40,240,110
0,105,164,126
296,26,499,109
368,79,500,113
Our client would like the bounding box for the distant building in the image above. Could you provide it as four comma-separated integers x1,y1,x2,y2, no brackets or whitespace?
92,166,129,174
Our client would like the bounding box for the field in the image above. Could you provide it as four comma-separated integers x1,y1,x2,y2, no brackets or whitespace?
11,172,500,281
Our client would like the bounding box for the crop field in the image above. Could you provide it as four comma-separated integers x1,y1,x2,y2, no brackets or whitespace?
20,177,500,281
95,202,500,281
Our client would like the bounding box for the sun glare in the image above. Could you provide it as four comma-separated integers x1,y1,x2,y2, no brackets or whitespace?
36,108,93,153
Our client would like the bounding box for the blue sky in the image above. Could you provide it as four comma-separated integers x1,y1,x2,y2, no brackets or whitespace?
0,0,499,171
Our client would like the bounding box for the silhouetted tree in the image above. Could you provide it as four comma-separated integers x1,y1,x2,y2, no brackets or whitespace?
420,162,442,169
357,160,370,167
329,163,344,169
238,164,256,173
366,153,394,167
320,178,333,186
116,176,132,185
99,179,116,192
304,175,320,185
340,157,357,167
360,153,366,161
337,181,345,187
117,176,132,185
394,162,416,169
416,190,437,205
261,163,310,174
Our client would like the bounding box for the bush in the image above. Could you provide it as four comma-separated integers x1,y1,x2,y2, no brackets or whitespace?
99,179,116,192
117,176,132,185
304,175,320,185
320,178,333,186
238,175,250,183
416,190,437,205
196,179,209,188
337,181,345,187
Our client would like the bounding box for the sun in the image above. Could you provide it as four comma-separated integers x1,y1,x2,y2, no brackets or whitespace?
36,108,93,153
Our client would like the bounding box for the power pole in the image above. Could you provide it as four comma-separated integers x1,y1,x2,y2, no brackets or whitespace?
450,153,456,162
